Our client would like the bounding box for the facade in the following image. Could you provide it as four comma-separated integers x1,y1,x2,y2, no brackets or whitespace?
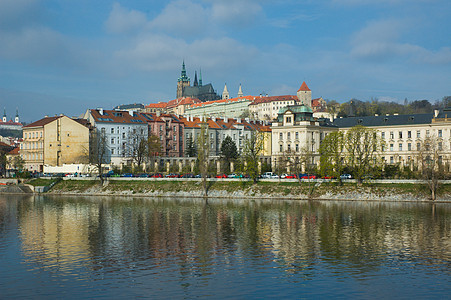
144,102,167,114
21,115,90,172
184,96,254,119
176,62,220,102
249,95,299,121
140,113,185,157
113,103,145,113
83,109,149,165
166,97,202,115
5,147,19,170
333,110,451,167
297,81,312,107
271,105,337,170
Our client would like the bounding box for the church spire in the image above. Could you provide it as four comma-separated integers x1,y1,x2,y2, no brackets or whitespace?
2,108,6,123
237,83,243,98
193,71,198,87
222,83,229,100
199,69,202,87
15,108,19,123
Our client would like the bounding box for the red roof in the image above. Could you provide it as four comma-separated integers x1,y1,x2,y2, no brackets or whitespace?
90,109,147,124
146,102,168,109
8,147,19,155
24,116,61,128
297,81,311,92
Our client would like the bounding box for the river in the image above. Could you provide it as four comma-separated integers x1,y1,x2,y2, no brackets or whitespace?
0,195,449,298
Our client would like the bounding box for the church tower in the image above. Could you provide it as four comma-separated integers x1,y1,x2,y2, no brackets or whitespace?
15,108,19,123
2,108,6,123
222,83,230,100
297,81,312,107
237,84,243,98
193,71,198,87
177,61,190,98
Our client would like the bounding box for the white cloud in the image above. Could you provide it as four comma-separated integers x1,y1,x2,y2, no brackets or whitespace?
104,2,147,34
210,0,263,27
350,19,451,64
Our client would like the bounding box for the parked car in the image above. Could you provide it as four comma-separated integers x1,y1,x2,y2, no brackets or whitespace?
121,173,133,177
301,175,317,179
322,175,335,179
151,173,163,178
181,173,194,178
228,173,238,178
261,172,279,179
215,174,227,178
340,174,352,179
285,174,297,179
137,173,149,178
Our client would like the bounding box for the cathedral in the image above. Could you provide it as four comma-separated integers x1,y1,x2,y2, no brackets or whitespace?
176,61,220,102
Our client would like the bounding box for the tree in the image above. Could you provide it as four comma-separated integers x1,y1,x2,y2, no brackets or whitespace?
220,136,238,173
128,130,148,168
319,131,346,184
13,155,25,171
148,134,161,172
415,134,448,200
197,122,210,196
89,129,109,184
185,136,197,157
344,126,385,183
242,131,264,184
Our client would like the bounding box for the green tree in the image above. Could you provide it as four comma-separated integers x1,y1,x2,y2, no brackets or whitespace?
319,131,345,184
242,131,264,184
344,126,385,183
185,137,197,157
220,136,238,174
13,155,25,171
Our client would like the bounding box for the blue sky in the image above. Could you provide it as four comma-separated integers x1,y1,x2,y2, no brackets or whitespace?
0,0,450,123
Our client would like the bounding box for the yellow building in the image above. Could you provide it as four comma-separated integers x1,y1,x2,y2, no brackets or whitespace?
22,115,90,172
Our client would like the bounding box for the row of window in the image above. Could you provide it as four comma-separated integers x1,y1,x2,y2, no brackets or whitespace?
381,129,443,139
384,141,444,152
24,131,43,139
21,153,43,161
21,141,43,150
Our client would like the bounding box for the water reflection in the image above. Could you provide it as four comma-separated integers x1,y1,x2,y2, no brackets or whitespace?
0,195,449,298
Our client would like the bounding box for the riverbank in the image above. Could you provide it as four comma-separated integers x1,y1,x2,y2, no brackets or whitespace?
16,178,451,202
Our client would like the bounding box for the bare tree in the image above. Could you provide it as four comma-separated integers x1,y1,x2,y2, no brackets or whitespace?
90,129,109,184
197,121,209,195
416,134,448,200
319,131,346,184
148,134,162,172
242,131,264,184
127,130,148,170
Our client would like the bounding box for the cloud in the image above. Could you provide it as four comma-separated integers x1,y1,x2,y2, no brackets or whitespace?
210,0,263,27
104,2,147,34
0,0,41,30
350,19,451,64
114,34,258,72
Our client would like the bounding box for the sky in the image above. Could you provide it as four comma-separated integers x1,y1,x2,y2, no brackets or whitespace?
0,0,450,123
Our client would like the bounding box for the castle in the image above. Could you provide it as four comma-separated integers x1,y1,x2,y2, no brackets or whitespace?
176,61,221,102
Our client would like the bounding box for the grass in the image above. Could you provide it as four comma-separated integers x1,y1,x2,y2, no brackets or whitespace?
27,178,58,187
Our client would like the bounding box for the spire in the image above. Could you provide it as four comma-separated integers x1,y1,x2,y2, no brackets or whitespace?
237,83,243,98
178,60,190,83
2,108,6,123
199,69,202,86
15,108,19,123
222,83,229,100
297,81,311,92
193,71,198,87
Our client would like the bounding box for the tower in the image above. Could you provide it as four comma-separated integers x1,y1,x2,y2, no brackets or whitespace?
15,108,19,123
297,81,312,107
199,69,202,87
222,83,229,100
237,84,243,98
2,108,6,123
193,71,198,87
177,61,190,98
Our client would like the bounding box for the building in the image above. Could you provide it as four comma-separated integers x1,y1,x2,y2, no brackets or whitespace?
21,115,90,172
0,108,22,131
82,109,148,166
184,96,254,119
271,105,337,171
140,113,185,157
176,62,220,102
333,109,451,167
5,147,20,170
113,103,145,113
165,97,202,115
144,102,168,114
249,95,299,121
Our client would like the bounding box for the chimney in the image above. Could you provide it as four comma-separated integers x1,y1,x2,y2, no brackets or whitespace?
245,117,250,123
224,117,228,123
98,108,104,115
236,118,241,123
212,117,216,122
130,110,134,117
157,111,161,117
434,109,439,117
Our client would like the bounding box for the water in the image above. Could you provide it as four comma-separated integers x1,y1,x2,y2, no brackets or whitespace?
0,195,449,299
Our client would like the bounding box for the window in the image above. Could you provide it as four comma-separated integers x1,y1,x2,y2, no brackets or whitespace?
287,132,291,140
296,132,299,140
399,143,403,151
286,116,292,123
439,142,443,151
111,138,114,144
287,144,291,151
296,144,299,152
390,144,394,151
101,128,106,133
417,130,420,138
438,129,442,137
111,128,114,134
280,145,283,152
399,131,403,139
233,134,236,140
174,126,177,132
160,125,163,131
408,131,411,138
122,133,125,139
279,132,283,140
382,145,385,152
111,149,115,154
417,143,421,150
173,136,176,141
426,129,430,136
390,156,394,164
408,143,411,151
390,131,394,139
381,132,385,139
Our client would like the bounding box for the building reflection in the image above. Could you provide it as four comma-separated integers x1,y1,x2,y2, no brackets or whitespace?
12,196,450,279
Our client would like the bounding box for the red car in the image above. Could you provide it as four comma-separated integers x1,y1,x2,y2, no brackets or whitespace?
285,174,297,179
215,174,227,178
151,173,163,178
322,175,335,179
301,175,317,179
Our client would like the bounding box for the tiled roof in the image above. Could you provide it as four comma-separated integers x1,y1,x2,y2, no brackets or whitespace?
297,81,311,92
24,116,61,128
189,96,254,108
8,147,19,155
90,109,147,124
0,120,23,126
333,113,434,128
146,102,168,109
